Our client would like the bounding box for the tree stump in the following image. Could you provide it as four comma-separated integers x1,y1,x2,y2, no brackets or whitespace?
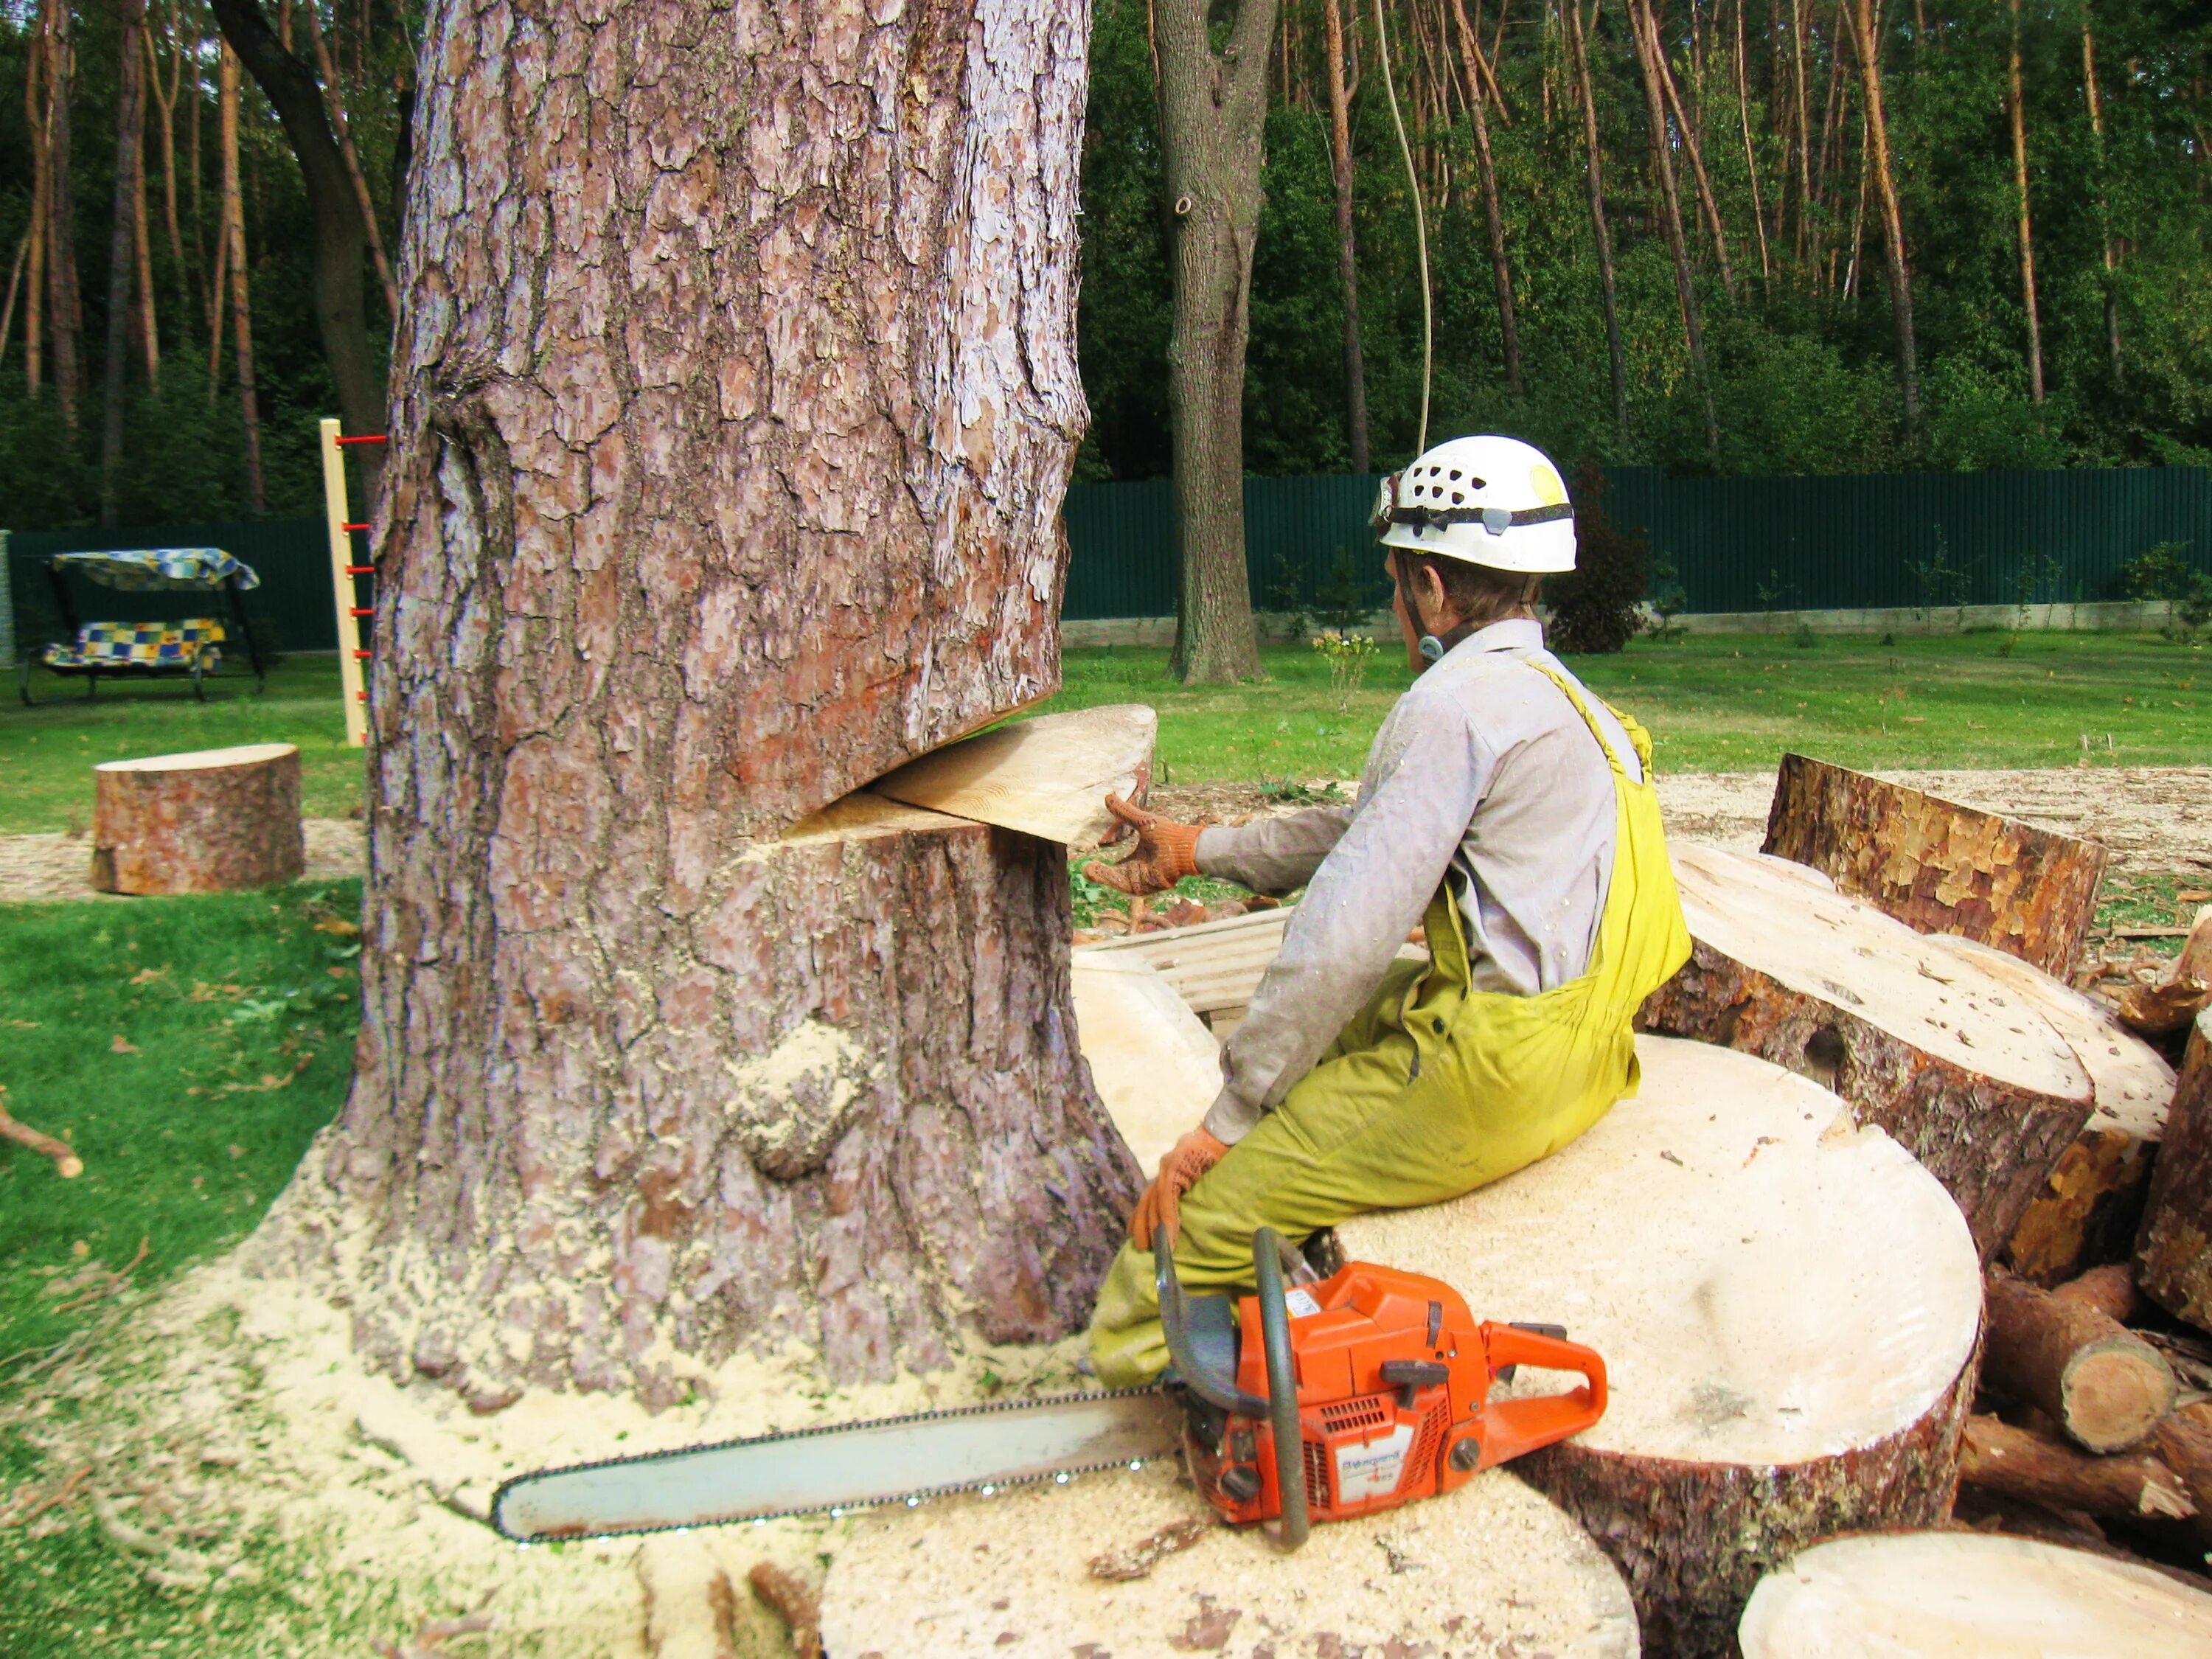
1933,936,2176,1286
1641,843,2097,1259
1761,754,2108,976
2137,1008,2212,1336
1736,1532,2212,1658
818,1460,1639,1658
298,793,1137,1405
1337,1037,1983,1658
89,742,304,895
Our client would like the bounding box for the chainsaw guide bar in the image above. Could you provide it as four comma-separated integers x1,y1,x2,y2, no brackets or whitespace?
489,1388,1181,1544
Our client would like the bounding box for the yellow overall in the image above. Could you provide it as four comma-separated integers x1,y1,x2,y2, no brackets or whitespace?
1088,665,1692,1386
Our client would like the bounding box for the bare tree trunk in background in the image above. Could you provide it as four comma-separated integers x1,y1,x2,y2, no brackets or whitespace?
1452,0,1523,395
271,0,1130,1407
1649,0,1739,299
1846,0,1919,436
133,110,160,391
1789,0,1813,266
188,5,209,333
1565,0,1630,437
0,237,26,368
24,4,48,393
102,0,151,526
2007,0,2043,405
44,0,83,430
1629,0,1721,451
1158,0,1276,684
2080,1,2122,379
147,5,191,321
302,0,398,321
218,45,265,512
1322,0,1371,473
1736,0,1773,282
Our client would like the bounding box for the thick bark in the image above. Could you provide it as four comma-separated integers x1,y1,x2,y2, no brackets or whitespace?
208,0,384,499
1644,844,2098,1259
1565,0,1630,437
1450,0,1523,397
216,47,264,513
1960,1414,2194,1523
1761,754,2110,977
1628,0,1719,452
1159,0,1276,685
1845,0,1918,435
90,742,306,896
1983,1269,2176,1453
1338,1037,1983,1659
294,0,1114,1405
1321,0,1370,472
2008,0,2044,405
2137,1010,2212,1336
101,0,150,528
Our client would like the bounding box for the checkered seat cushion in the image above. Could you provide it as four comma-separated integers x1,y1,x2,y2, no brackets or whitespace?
44,617,226,670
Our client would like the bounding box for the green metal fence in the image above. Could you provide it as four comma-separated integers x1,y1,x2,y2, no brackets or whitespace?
1060,467,2212,620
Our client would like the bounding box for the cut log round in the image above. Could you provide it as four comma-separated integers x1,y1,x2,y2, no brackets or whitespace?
1068,953,1223,1175
2138,1009,2212,1337
1337,1037,1983,1658
1958,1413,2194,1523
1936,935,2175,1285
1641,842,2096,1259
1982,1271,2175,1453
89,742,304,895
869,704,1158,850
1737,1531,2212,1658
1761,753,2109,975
818,1459,1639,1659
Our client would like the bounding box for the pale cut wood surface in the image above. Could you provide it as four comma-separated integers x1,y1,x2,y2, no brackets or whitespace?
869,704,1157,849
820,1461,1639,1659
1068,955,1222,1175
94,741,298,773
1076,904,1293,1016
1737,1531,2212,1658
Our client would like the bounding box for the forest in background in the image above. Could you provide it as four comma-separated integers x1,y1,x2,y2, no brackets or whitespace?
1,0,2211,532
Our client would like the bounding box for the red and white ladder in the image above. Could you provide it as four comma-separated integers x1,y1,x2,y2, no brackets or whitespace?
318,417,387,748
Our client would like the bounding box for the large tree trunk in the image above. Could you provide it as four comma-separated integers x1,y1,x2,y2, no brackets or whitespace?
1566,0,1630,437
100,0,150,527
1321,0,1371,473
1160,0,1276,686
1845,0,1919,437
209,0,385,498
284,0,1126,1408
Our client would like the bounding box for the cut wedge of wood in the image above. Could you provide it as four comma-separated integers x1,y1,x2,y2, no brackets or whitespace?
1643,841,2096,1258
1737,1531,2212,1658
818,1461,1639,1659
1933,934,2176,1285
1068,955,1223,1174
1075,904,1293,1019
1761,754,2110,975
1337,1037,1983,1658
868,704,1155,849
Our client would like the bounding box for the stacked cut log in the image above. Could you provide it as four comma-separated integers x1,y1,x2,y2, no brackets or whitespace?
1337,1037,1984,1658
1761,753,2108,975
1641,841,2097,1259
2138,1007,2212,1336
1737,1533,2212,1657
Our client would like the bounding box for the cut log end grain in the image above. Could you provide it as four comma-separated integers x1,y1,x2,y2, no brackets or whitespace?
1336,1037,1983,1658
868,704,1157,849
1737,1532,2212,1659
817,1461,1638,1659
1761,754,2110,976
1960,1414,2194,1522
90,742,305,896
2137,1008,2212,1336
1644,842,2096,1259
1984,1270,2176,1453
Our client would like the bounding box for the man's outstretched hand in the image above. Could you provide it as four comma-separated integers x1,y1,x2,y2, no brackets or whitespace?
1083,794,1203,897
1129,1127,1229,1250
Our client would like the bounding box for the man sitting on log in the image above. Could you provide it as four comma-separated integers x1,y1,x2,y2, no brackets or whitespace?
1082,435,1692,1386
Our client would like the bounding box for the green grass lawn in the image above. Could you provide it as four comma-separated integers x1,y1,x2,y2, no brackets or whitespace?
2,657,364,835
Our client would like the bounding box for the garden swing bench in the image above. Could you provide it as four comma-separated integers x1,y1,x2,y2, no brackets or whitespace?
19,547,267,706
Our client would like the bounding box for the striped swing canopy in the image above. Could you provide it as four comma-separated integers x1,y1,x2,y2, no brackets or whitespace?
49,549,261,591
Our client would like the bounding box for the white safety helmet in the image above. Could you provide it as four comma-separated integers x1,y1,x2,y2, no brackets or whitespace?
1370,434,1576,574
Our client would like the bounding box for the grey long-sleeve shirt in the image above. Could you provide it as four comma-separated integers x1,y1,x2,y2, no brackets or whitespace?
1192,617,1641,1144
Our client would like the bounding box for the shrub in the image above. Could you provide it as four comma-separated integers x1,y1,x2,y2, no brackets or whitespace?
1545,459,1651,655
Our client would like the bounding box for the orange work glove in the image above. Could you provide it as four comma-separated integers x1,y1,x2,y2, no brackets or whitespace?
1128,1127,1230,1250
1083,794,1203,897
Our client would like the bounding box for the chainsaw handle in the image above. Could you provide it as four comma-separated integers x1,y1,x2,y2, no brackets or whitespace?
1475,1322,1608,1470
1251,1227,1310,1552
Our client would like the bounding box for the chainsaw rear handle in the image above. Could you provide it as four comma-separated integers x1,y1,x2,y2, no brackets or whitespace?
1152,1225,1310,1553
1470,1321,1609,1469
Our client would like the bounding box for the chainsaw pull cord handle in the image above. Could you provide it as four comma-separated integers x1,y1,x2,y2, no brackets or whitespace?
1251,1227,1310,1552
1472,1322,1610,1470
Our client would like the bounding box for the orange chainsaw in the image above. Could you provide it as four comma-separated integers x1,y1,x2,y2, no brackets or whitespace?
490,1225,1606,1549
